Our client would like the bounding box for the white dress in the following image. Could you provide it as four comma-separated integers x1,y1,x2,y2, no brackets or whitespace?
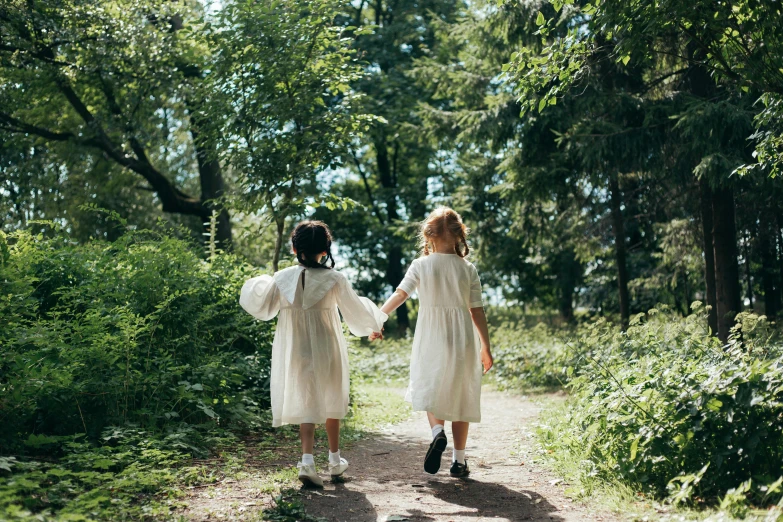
398,253,484,422
239,265,387,427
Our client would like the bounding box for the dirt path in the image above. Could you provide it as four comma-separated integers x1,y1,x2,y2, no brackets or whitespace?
181,389,618,521
300,390,616,522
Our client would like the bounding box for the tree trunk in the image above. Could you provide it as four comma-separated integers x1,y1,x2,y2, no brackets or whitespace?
272,215,286,272
189,105,232,249
609,174,630,330
374,134,410,331
777,213,783,308
712,186,742,342
195,148,231,249
699,178,719,334
760,213,779,318
556,248,579,323
743,227,753,310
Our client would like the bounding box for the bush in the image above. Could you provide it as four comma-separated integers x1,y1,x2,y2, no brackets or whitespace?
490,322,579,390
350,337,412,385
537,304,783,508
0,227,274,452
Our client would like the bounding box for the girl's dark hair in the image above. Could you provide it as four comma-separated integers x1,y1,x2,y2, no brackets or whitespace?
290,220,335,269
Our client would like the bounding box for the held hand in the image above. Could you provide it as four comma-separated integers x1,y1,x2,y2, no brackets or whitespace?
369,328,384,341
481,347,494,374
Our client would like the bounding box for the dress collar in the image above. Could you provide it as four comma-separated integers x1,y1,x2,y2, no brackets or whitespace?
274,265,341,309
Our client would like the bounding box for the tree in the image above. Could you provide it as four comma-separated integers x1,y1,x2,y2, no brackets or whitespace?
206,0,371,271
0,0,232,245
315,0,465,331
505,0,778,339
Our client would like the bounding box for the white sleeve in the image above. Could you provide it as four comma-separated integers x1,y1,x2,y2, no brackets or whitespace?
469,265,483,309
239,275,281,321
335,276,388,337
397,259,419,295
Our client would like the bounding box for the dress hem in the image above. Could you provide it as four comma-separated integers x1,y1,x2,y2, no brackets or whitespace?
405,396,481,423
272,411,347,427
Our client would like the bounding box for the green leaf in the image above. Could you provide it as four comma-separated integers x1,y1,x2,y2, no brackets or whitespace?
538,97,547,113
630,437,639,461
621,55,631,66
536,11,545,26
706,398,723,411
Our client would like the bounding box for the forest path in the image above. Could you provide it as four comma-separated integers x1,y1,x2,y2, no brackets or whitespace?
181,389,619,521
299,389,617,522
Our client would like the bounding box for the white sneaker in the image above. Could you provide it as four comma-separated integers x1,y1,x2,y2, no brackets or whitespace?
328,457,349,477
297,462,324,487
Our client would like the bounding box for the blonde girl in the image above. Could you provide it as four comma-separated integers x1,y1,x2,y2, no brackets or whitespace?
371,207,493,477
240,220,387,487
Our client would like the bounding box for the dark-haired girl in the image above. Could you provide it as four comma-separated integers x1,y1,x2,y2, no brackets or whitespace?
240,220,387,487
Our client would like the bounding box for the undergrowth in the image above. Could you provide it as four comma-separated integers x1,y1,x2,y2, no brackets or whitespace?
0,226,274,520
532,304,783,517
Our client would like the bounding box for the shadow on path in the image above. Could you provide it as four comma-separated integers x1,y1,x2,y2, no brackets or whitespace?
300,390,611,521
425,477,564,521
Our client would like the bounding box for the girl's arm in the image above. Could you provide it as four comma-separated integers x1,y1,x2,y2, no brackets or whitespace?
335,276,388,337
239,275,281,321
369,289,409,340
380,289,409,316
470,306,493,374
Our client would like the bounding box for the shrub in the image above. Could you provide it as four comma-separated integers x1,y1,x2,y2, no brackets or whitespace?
537,304,783,508
350,337,412,385
490,321,579,390
0,227,274,452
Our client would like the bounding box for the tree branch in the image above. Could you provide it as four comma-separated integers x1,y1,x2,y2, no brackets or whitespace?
0,111,75,141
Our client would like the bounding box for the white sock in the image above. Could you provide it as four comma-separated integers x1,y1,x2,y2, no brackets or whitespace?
431,424,444,439
453,448,466,464
301,453,315,466
328,450,341,466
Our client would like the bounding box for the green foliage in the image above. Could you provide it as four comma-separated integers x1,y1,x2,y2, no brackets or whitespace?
0,426,236,521
0,0,222,240
0,226,273,449
262,489,326,521
490,322,576,390
535,305,783,508
206,0,374,267
350,338,413,385
0,225,275,519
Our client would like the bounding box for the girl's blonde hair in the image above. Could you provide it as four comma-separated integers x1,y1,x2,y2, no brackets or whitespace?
418,206,470,258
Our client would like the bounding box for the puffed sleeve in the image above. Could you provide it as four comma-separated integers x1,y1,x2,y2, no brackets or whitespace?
239,275,281,321
469,265,483,309
397,259,419,295
335,276,388,337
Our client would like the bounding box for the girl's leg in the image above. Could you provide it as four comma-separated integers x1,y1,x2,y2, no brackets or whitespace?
325,418,348,475
427,412,446,429
451,421,469,467
424,412,448,474
451,421,469,450
297,423,324,486
324,418,340,452
300,423,315,455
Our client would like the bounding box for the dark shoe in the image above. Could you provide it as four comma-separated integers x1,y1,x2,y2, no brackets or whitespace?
424,431,448,474
449,459,470,478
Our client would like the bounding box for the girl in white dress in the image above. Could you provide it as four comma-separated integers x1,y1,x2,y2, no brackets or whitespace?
239,221,387,487
371,207,493,477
